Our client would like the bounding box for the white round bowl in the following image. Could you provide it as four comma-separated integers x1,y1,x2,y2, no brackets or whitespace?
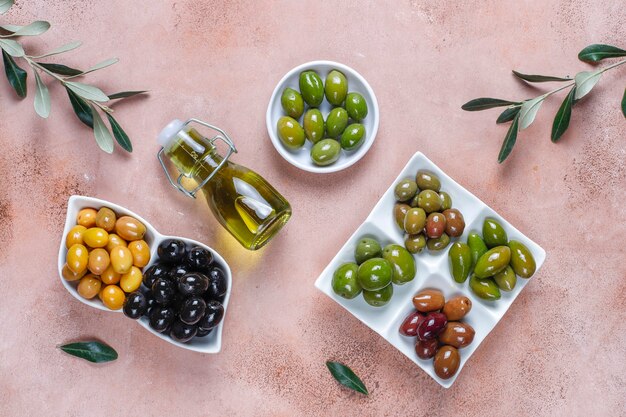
266,60,379,173
58,195,232,353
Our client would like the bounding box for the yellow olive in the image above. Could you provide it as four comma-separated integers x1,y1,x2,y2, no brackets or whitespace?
95,207,117,232
110,246,133,274
62,263,86,281
100,264,121,285
77,274,102,299
83,227,109,248
115,216,146,241
100,285,125,310
128,239,151,268
120,266,143,293
88,248,110,275
67,243,89,274
76,208,98,228
106,234,127,252
65,225,87,248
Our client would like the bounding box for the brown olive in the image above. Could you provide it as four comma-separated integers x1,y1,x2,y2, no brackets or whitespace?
404,207,427,235
393,203,411,229
442,296,472,321
115,216,146,241
76,208,97,228
65,225,87,248
77,274,102,299
95,207,117,232
88,248,110,275
128,239,151,268
415,339,439,360
443,209,465,237
438,322,475,348
433,346,460,379
425,212,446,239
412,289,445,312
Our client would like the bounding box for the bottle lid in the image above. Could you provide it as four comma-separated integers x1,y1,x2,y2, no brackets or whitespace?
157,119,185,148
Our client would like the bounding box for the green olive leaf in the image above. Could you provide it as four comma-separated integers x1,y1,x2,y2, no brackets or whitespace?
106,113,132,152
0,24,21,32
59,341,118,363
2,49,26,97
512,70,570,83
3,20,50,37
574,70,602,100
65,81,110,102
578,44,626,63
0,38,24,57
621,88,626,118
31,41,81,59
0,0,13,14
518,96,545,130
39,62,82,76
498,114,519,163
66,87,94,128
461,98,519,111
67,57,118,79
108,90,148,100
326,361,368,395
496,106,520,124
33,70,50,118
551,87,576,142
90,105,114,153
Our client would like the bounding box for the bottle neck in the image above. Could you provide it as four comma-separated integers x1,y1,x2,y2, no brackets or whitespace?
164,127,226,185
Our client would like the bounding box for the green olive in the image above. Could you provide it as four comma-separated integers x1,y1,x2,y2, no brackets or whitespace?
332,262,361,299
340,123,365,150
439,192,452,211
382,244,416,285
417,190,442,213
508,240,536,278
448,242,472,283
483,218,508,248
345,92,368,121
404,233,426,254
393,203,410,229
326,107,349,138
415,170,441,192
474,246,511,278
467,232,488,270
427,233,450,251
280,87,304,119
354,237,382,265
404,207,426,235
493,265,517,291
303,109,325,144
469,274,501,301
324,69,348,106
310,139,341,166
277,116,305,150
394,179,418,202
357,258,393,291
299,70,324,107
362,284,393,307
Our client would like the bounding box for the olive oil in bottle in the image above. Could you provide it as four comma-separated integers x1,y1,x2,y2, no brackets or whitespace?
157,119,291,250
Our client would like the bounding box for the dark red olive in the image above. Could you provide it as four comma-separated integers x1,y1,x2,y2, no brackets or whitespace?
416,312,447,341
399,311,425,337
415,338,439,360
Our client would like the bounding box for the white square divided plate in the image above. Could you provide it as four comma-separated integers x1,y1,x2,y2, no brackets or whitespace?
314,152,546,388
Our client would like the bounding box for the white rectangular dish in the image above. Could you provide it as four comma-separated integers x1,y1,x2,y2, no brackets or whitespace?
314,152,546,387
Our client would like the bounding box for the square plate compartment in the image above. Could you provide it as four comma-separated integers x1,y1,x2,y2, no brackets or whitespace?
314,152,546,387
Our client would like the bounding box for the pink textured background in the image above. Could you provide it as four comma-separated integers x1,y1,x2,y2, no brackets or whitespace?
1,1,625,416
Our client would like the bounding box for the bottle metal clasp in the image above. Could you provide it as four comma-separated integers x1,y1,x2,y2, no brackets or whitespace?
157,118,238,199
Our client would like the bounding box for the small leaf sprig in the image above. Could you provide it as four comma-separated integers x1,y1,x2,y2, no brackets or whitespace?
0,0,146,153
462,44,626,163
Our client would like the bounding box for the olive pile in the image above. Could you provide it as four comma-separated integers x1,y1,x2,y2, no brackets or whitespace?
63,207,150,310
122,239,227,343
332,237,415,307
448,218,537,301
399,289,475,380
393,170,466,253
277,68,369,166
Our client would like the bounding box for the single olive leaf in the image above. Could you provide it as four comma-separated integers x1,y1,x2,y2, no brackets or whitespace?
518,96,545,130
66,87,93,128
0,38,24,57
496,106,520,124
551,87,576,142
108,90,148,100
39,62,82,76
90,105,114,153
512,70,570,83
0,0,13,14
6,20,50,37
67,57,118,79
621,88,626,118
578,44,626,63
65,81,109,102
461,98,519,111
0,23,21,32
326,361,368,395
574,70,602,100
59,341,118,363
33,70,50,118
2,49,26,97
106,113,132,152
31,41,81,59
498,114,519,163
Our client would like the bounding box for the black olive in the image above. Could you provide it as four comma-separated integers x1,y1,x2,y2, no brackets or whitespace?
142,289,156,315
179,296,206,325
198,300,224,331
195,327,213,337
169,264,192,281
169,320,197,343
171,292,186,314
149,306,175,333
123,291,147,319
178,272,209,296
157,239,187,264
186,246,214,272
151,278,176,305
204,266,227,300
143,263,171,288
